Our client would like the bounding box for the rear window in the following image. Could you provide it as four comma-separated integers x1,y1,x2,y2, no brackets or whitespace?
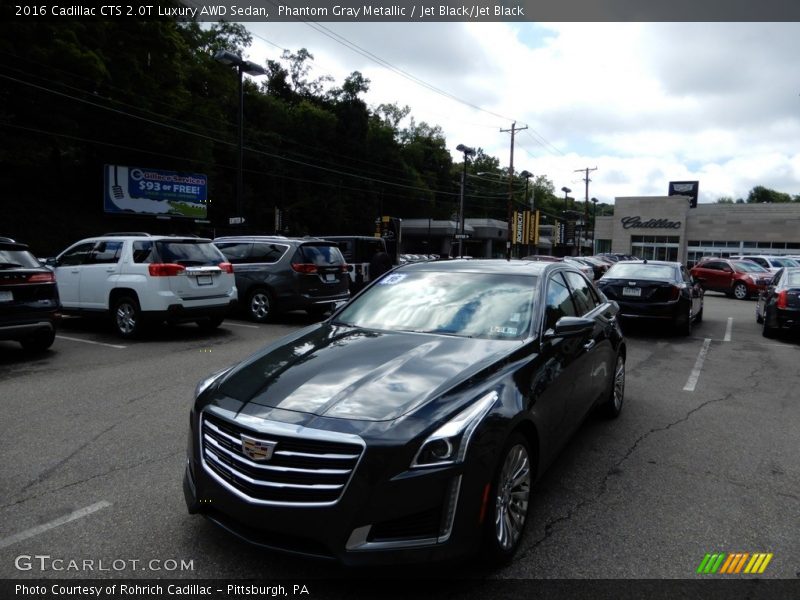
216,242,288,264
605,263,676,281
0,246,41,269
786,270,800,286
155,241,224,266
296,244,345,266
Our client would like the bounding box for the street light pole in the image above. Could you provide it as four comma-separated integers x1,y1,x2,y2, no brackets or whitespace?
520,170,533,255
591,197,598,254
214,50,267,228
561,186,571,256
455,144,475,258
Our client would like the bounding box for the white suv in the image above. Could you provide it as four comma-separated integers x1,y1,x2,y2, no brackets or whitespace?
729,255,800,274
51,233,237,338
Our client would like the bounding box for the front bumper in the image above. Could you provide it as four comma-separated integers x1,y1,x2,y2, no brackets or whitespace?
183,409,492,566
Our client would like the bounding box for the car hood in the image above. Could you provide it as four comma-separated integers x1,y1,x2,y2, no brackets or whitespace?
215,324,517,422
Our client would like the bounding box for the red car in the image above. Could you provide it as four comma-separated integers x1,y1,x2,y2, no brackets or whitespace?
690,258,772,300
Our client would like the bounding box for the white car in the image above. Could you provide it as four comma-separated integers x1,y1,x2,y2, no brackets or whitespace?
729,254,800,274
51,233,237,337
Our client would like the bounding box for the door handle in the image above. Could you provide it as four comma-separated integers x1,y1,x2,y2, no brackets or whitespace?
583,339,596,351
70,269,79,273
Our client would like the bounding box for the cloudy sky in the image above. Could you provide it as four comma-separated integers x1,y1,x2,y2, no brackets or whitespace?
242,21,800,205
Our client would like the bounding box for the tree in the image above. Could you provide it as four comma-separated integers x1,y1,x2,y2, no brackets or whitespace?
746,185,792,204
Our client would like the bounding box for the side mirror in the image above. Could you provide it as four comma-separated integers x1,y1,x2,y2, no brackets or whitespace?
44,257,57,267
544,316,595,339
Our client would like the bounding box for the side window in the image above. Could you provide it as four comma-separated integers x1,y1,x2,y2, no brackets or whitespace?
563,271,598,316
703,261,721,271
752,258,767,268
681,266,692,283
132,241,154,263
770,269,783,286
88,241,122,264
57,242,95,267
250,243,287,264
544,273,577,331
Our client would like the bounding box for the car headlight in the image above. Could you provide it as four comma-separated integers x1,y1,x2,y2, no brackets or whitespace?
411,391,498,468
194,366,233,398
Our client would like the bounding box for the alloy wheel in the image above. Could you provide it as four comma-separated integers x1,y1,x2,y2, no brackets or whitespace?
495,443,531,551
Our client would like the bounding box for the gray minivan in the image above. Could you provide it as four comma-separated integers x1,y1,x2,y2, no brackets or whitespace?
214,236,350,322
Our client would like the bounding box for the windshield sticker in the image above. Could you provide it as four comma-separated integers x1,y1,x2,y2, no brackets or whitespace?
379,273,407,285
491,326,518,336
509,313,521,322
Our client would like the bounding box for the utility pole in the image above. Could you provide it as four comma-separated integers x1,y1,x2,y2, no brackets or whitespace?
574,167,597,255
501,122,528,259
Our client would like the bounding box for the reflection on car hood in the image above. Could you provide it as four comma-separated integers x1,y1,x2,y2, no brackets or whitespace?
217,324,515,421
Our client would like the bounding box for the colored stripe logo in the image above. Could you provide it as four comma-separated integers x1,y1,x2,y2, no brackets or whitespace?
696,552,773,574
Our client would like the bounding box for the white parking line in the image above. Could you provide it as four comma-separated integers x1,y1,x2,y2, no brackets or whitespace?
683,338,712,392
224,322,259,329
56,335,126,349
724,317,733,342
0,501,112,549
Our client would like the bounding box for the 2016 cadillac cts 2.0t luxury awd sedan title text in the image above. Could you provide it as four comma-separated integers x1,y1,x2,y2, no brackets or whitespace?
183,259,626,565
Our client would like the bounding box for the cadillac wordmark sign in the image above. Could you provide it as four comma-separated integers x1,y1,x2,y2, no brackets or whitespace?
621,216,682,229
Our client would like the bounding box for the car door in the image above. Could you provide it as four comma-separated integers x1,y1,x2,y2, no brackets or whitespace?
696,261,726,293
531,271,595,457
562,270,613,413
79,240,123,309
53,242,95,308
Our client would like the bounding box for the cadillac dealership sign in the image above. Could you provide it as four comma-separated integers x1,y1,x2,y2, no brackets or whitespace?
621,216,682,229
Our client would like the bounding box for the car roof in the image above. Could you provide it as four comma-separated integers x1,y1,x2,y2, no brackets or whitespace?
214,236,334,245
613,260,680,267
399,258,575,277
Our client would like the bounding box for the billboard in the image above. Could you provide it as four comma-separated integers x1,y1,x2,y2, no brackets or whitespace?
104,165,208,218
669,181,699,208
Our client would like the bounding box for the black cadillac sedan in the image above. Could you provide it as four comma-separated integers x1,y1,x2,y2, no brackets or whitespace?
596,260,703,336
184,259,626,565
757,267,800,338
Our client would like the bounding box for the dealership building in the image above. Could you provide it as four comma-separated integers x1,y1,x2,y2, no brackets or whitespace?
594,196,800,266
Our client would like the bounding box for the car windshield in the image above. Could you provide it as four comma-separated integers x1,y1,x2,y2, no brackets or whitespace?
732,261,768,273
605,263,676,280
0,247,41,269
334,271,537,340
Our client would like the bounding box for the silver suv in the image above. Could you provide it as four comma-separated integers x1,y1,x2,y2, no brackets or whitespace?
50,233,237,338
214,236,350,322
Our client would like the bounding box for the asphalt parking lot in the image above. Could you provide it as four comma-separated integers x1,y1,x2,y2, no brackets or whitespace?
0,294,798,583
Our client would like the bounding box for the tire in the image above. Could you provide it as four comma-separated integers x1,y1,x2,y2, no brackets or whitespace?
246,288,273,323
755,305,764,324
599,354,626,419
20,328,56,352
197,315,224,331
483,432,532,564
112,295,143,339
733,282,748,300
